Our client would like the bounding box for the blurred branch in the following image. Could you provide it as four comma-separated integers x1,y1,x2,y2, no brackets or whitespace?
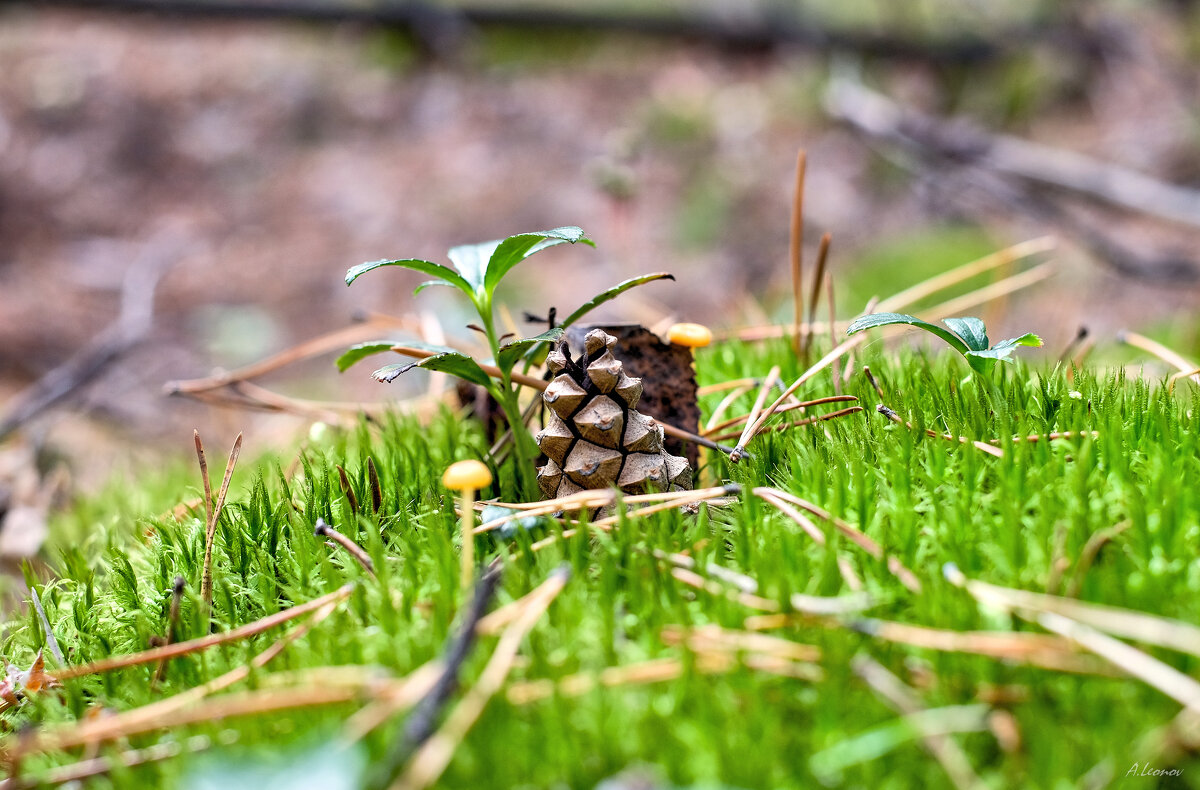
0,232,180,440
825,78,1200,232
825,77,1200,283
16,0,1055,64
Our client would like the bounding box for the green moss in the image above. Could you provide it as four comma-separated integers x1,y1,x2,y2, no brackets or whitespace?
5,343,1200,787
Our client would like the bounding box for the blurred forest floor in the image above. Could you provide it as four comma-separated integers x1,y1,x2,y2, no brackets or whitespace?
1,2,1200,486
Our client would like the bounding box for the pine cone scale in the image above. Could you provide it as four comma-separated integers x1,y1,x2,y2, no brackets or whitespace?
536,329,692,500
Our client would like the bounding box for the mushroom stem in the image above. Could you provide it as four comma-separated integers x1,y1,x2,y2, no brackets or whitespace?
461,488,476,591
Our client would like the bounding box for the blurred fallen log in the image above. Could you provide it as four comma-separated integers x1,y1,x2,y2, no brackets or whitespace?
825,78,1200,233
0,233,179,441
20,0,1075,65
826,78,1200,282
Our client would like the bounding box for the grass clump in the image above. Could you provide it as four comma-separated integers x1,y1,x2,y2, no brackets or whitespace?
3,336,1200,788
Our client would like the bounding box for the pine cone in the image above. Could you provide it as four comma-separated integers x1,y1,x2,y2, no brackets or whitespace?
536,329,692,499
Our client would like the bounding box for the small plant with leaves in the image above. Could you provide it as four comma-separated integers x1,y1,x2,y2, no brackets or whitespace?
846,313,1042,375
338,226,673,497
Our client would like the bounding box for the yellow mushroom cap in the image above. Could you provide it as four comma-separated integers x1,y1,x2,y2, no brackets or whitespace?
667,322,713,348
442,459,493,491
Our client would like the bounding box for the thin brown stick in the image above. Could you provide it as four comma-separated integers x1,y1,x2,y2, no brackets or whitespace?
55,599,343,753
876,236,1056,313
707,406,863,442
945,565,1200,658
848,618,1113,674
863,365,885,398
1036,611,1200,709
730,335,865,461
341,661,444,743
20,686,365,758
757,488,922,593
315,519,376,577
800,232,833,360
790,150,807,356
11,734,219,789
193,431,213,544
703,383,757,432
152,576,187,686
367,457,384,512
703,395,857,436
166,320,412,394
201,433,243,607
391,566,569,790
917,263,1054,322
753,487,826,543
826,269,841,393
697,377,760,396
588,485,739,530
727,236,1056,343
1120,330,1200,385
670,566,873,616
876,405,1005,458
336,465,360,515
54,585,354,680
729,366,781,452
661,623,822,663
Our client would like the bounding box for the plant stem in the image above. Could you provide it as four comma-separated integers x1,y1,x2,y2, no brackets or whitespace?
481,308,538,499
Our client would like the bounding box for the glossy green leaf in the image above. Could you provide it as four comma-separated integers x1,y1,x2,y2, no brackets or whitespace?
483,226,593,295
943,317,989,352
336,340,406,372
373,350,492,389
447,240,500,293
344,258,472,296
497,327,564,371
845,312,970,354
413,279,458,296
967,333,1043,362
560,272,675,329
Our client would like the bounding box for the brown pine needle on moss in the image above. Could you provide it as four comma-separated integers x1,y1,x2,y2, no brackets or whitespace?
1120,330,1200,386
315,518,376,577
876,404,1005,458
708,405,862,443
390,566,569,790
790,150,807,356
729,365,780,454
54,584,353,681
201,432,243,607
799,232,833,361
945,565,1200,658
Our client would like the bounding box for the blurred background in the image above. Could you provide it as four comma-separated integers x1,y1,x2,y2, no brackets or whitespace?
1,0,1199,498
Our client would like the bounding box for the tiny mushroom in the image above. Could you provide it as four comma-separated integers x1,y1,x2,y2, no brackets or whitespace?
443,459,493,590
667,322,713,349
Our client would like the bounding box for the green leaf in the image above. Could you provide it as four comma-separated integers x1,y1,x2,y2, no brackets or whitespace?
336,340,406,372
373,350,493,389
497,327,564,371
344,258,473,297
846,313,971,355
942,317,989,352
964,333,1042,375
483,226,593,295
966,333,1043,363
559,272,675,329
413,279,458,296
447,240,500,293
